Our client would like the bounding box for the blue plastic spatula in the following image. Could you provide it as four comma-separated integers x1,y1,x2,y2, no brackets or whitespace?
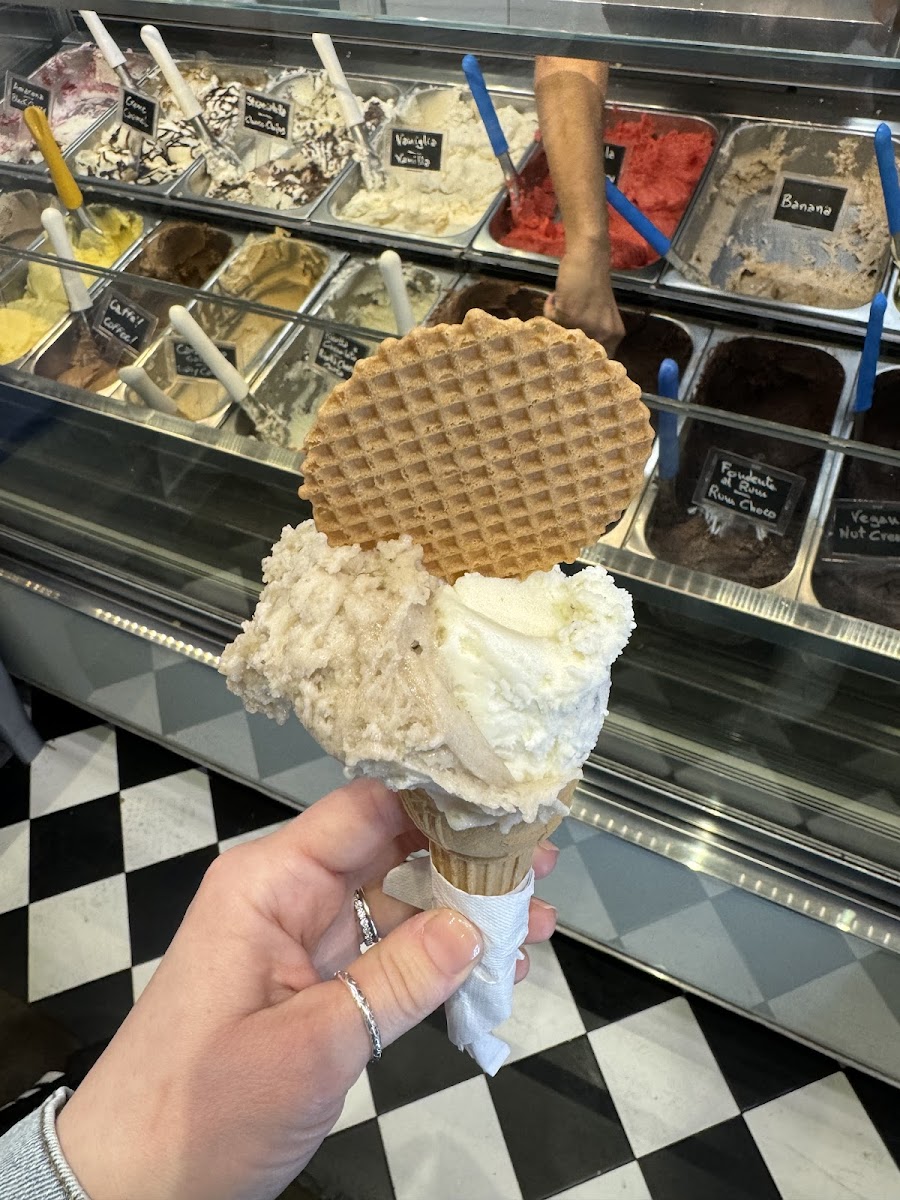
655,357,682,507
605,179,708,286
853,291,887,441
462,54,522,210
874,124,900,268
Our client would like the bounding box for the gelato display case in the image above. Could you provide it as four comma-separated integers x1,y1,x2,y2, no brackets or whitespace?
1,0,900,1079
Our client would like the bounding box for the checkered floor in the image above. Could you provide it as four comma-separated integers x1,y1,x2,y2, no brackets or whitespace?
2,690,900,1200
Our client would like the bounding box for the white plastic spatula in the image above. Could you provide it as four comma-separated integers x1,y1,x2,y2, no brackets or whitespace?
40,208,92,332
119,364,179,414
79,11,137,89
312,32,383,189
167,305,290,442
139,26,242,167
378,250,416,335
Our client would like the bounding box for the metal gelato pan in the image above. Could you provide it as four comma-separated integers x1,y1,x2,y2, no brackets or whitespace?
663,120,891,326
65,59,272,197
179,73,407,221
470,105,720,286
313,85,538,253
307,253,457,335
624,329,858,601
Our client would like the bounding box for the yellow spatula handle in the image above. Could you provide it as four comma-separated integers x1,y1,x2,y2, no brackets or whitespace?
23,106,84,212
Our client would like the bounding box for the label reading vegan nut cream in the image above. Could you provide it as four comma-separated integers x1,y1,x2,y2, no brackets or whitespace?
693,449,805,535
827,501,900,561
93,292,157,355
772,176,847,233
121,89,158,139
242,90,292,141
389,127,444,172
6,73,51,115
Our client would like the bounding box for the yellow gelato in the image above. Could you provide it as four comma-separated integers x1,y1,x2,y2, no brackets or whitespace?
0,206,143,364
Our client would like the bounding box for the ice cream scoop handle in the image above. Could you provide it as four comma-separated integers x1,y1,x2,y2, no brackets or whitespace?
140,26,201,121
854,292,887,414
312,33,364,130
656,358,681,482
119,365,179,414
379,250,416,335
40,208,92,314
462,54,509,159
875,124,900,237
168,305,248,403
79,11,125,70
23,107,85,212
605,178,671,258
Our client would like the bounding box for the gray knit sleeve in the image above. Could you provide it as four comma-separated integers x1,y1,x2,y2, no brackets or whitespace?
0,1088,90,1200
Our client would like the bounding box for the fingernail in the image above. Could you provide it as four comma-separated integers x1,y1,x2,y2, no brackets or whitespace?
532,898,557,916
538,838,559,854
422,910,483,975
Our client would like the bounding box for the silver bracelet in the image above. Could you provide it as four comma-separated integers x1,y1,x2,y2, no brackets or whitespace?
353,888,380,954
335,970,383,1061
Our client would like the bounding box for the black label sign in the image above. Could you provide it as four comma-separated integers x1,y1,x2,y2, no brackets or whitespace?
6,73,51,115
693,449,805,535
827,500,900,562
173,340,238,380
121,89,158,139
605,142,625,184
243,90,292,140
773,177,847,233
92,292,157,355
389,127,444,172
315,332,369,380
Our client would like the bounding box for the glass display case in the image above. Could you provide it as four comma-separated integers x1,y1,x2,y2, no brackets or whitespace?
1,0,899,1078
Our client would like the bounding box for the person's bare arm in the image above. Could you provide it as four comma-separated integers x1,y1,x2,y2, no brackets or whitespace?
534,56,623,354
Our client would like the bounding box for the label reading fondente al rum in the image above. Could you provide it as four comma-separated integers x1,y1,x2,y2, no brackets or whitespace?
693,449,805,535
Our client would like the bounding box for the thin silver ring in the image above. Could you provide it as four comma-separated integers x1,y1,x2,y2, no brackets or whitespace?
335,970,383,1061
353,888,380,954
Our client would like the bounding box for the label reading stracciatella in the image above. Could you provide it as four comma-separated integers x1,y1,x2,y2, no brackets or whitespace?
772,176,847,233
604,143,626,184
693,449,805,536
92,292,157,355
827,500,900,561
173,340,238,380
121,89,158,139
242,90,292,141
315,332,370,380
6,72,51,115
388,127,444,172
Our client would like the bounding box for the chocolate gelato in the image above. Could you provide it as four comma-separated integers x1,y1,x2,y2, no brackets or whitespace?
617,312,694,398
646,337,844,588
813,371,900,629
428,278,549,325
128,220,233,291
55,324,121,392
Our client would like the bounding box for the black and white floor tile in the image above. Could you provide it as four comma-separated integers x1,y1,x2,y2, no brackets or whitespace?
2,690,900,1199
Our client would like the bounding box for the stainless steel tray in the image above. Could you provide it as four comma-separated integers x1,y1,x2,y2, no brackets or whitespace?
177,73,408,222
623,326,859,603
310,85,537,253
64,59,273,198
662,119,892,329
306,253,458,335
0,182,59,255
470,104,722,288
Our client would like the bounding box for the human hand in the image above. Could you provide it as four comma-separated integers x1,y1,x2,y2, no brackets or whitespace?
56,778,559,1200
546,238,625,356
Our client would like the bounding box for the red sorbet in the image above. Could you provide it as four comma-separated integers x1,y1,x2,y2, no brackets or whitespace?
501,113,715,269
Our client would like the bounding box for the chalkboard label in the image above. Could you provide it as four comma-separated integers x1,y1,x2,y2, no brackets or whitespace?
388,127,444,172
92,292,157,355
605,142,626,184
772,176,847,233
173,340,238,379
242,90,292,140
6,73,52,115
121,89,158,139
826,500,900,562
315,331,370,380
693,449,805,535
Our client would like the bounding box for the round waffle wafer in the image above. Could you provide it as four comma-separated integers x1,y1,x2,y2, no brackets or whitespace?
299,309,652,582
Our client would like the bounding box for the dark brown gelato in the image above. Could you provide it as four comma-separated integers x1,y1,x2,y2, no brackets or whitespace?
428,278,549,325
55,325,120,392
646,337,844,588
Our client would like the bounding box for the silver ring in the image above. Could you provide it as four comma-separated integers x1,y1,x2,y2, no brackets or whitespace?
335,970,383,1061
353,888,380,955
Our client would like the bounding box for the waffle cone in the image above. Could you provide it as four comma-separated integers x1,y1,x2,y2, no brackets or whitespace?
299,310,652,582
400,780,577,896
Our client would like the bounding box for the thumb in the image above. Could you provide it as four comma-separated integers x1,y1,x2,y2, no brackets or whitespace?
313,908,483,1076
